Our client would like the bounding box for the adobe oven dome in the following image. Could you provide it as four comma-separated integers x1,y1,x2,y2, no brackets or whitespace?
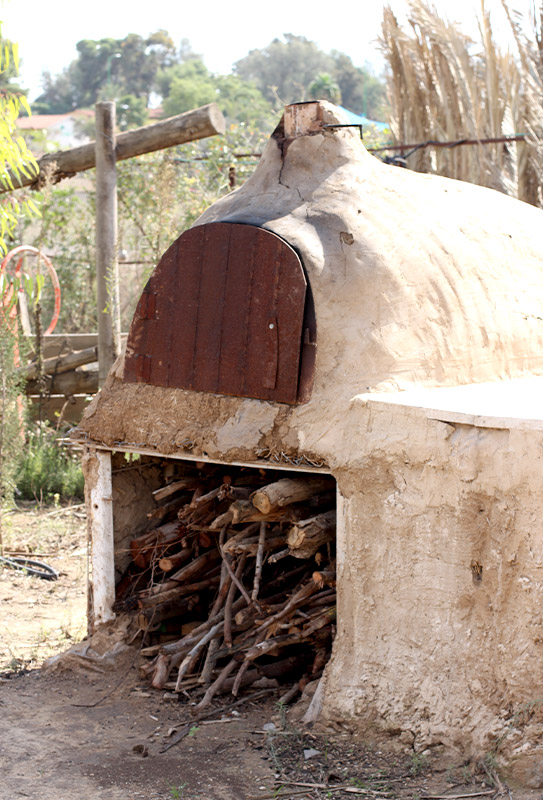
78,102,543,464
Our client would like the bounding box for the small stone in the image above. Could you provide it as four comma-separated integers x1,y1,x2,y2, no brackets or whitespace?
303,748,321,760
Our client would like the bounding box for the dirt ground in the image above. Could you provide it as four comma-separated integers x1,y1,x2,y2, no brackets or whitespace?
0,503,88,672
0,506,540,800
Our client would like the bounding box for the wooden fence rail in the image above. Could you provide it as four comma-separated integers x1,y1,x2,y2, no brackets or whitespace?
4,103,226,193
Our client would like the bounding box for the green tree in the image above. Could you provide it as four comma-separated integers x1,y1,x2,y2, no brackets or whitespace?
117,94,149,130
308,72,342,103
32,69,78,113
34,30,177,112
157,59,215,113
159,60,274,128
332,52,387,119
234,34,334,105
234,35,387,118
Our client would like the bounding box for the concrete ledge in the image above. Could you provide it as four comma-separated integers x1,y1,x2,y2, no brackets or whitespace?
353,375,543,431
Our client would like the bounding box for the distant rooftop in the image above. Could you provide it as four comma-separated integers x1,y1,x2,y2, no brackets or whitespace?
16,109,94,130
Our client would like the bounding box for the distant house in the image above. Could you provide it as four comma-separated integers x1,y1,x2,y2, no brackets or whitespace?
16,109,94,150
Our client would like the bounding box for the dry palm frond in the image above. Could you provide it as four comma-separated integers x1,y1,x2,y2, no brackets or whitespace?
500,0,543,205
379,0,540,204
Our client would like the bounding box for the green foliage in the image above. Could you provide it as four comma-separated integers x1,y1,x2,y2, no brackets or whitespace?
0,24,38,256
0,24,39,512
234,34,387,118
18,185,97,333
0,35,24,94
308,73,342,104
157,59,215,114
17,121,266,333
115,124,267,326
235,34,335,105
0,312,27,505
35,69,78,114
34,29,386,126
15,423,84,502
35,30,177,112
159,60,275,128
331,51,387,119
409,752,427,776
32,28,387,145
169,785,186,799
117,94,149,130
362,122,393,152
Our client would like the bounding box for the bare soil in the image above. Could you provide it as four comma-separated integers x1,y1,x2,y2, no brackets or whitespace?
0,503,87,671
0,506,538,800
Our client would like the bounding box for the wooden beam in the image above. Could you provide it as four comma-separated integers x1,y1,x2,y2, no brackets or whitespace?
19,345,97,380
25,365,98,396
3,104,226,193
37,333,127,359
95,101,121,387
88,449,116,627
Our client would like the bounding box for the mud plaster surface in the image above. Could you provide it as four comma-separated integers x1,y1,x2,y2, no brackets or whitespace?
75,103,543,782
324,404,543,786
78,102,543,466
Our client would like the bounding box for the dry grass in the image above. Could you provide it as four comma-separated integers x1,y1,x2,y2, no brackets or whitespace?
380,0,543,206
0,504,87,671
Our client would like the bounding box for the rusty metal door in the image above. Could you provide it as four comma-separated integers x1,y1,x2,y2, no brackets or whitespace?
123,222,314,404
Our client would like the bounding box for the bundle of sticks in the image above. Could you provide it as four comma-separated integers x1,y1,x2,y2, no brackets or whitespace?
115,463,337,710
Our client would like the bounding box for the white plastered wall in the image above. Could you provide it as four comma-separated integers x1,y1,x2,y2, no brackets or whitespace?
322,395,543,787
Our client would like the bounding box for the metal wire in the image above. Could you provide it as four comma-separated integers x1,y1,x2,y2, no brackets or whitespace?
255,448,327,469
75,433,326,469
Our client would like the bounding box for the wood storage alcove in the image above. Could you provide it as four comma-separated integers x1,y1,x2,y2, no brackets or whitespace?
99,449,338,705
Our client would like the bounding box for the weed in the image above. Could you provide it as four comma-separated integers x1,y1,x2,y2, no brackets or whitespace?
410,752,427,776
169,784,186,799
484,751,499,772
276,699,288,731
7,656,21,672
188,725,199,738
266,731,284,775
15,423,84,502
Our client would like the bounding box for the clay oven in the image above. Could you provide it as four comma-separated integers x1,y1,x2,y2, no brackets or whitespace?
75,101,543,784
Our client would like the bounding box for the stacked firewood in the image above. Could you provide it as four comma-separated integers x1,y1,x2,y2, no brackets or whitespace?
115,463,336,709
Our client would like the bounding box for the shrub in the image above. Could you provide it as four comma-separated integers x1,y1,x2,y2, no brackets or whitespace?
15,423,84,502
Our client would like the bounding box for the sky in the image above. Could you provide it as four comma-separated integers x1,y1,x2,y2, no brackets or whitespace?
1,0,534,101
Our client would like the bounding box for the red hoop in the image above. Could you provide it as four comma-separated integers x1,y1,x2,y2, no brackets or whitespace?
0,245,61,335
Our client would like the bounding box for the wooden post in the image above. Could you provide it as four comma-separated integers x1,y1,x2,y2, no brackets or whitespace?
95,101,121,388
89,449,116,626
